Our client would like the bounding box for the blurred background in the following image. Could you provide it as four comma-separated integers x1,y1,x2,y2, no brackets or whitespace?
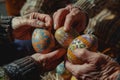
0,0,7,15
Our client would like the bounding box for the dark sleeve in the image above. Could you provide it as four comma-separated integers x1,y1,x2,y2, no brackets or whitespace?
0,15,14,43
0,16,35,65
0,16,17,65
3,56,41,80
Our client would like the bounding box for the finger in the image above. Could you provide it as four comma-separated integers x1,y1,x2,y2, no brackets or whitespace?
31,53,44,63
64,9,81,31
53,11,57,20
44,58,63,72
36,13,52,27
53,8,69,30
64,13,74,31
73,49,101,64
30,12,53,29
26,19,45,28
74,13,86,33
65,60,81,77
31,48,66,64
12,16,45,29
75,22,85,33
65,60,96,77
71,48,94,63
44,15,53,29
45,48,66,62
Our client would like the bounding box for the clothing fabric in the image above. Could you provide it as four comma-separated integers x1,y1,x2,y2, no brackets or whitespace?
0,16,35,65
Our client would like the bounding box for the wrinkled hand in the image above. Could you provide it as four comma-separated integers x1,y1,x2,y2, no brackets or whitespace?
31,48,66,72
53,5,87,32
12,12,52,40
65,49,120,80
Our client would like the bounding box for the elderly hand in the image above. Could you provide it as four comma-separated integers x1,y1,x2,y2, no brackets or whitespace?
53,5,87,33
31,48,66,72
12,12,52,40
65,49,120,80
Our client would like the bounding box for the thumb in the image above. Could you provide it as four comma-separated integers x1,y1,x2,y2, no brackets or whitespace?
44,48,66,61
65,60,96,78
73,48,96,63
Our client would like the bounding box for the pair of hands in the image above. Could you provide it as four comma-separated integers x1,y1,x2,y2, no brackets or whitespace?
65,49,120,80
12,5,86,72
12,5,86,40
31,48,120,80
11,5,86,72
12,5,120,79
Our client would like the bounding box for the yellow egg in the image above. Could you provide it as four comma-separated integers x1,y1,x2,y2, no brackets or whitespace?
67,34,98,64
32,28,55,54
71,76,77,80
55,27,79,48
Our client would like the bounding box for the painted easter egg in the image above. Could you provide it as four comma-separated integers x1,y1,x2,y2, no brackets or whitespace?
67,34,98,64
56,62,65,75
56,62,72,80
55,27,79,48
32,28,55,53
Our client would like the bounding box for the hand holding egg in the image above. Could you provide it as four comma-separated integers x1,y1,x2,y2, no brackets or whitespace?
55,26,79,48
67,34,98,64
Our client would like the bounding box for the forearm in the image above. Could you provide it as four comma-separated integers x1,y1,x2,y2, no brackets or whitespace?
0,56,41,80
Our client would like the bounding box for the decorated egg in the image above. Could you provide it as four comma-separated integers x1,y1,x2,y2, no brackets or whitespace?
32,28,55,53
67,34,98,64
56,62,65,75
56,62,72,80
55,27,79,48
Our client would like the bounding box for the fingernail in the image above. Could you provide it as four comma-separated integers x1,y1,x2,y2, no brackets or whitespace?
64,27,68,32
36,21,44,26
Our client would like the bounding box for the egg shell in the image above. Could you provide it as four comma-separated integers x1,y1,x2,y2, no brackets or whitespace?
71,76,77,80
56,62,72,79
56,62,65,75
55,27,79,48
32,28,55,53
67,34,98,64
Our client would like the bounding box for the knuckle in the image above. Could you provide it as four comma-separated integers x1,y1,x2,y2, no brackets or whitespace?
66,14,73,19
79,48,87,54
73,71,80,78
39,55,46,61
93,54,103,64
72,7,80,11
57,8,65,12
53,12,57,17
95,54,102,60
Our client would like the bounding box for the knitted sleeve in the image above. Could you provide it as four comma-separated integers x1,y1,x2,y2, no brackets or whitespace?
0,15,14,43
